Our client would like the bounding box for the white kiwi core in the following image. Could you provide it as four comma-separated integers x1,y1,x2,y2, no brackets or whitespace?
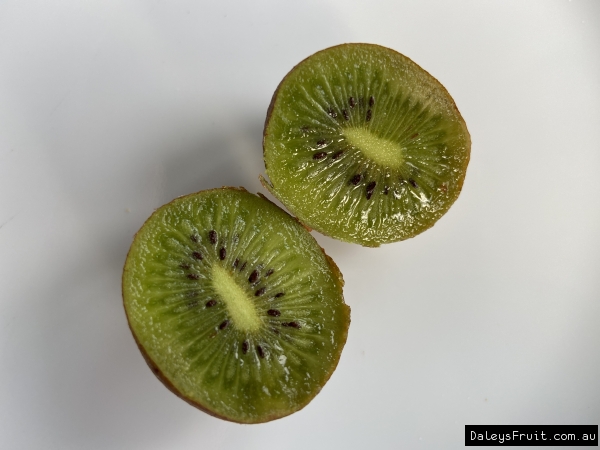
211,265,261,332
344,127,404,169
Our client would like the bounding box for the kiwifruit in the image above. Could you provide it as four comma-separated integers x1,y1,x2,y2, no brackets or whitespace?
261,43,471,247
122,187,350,424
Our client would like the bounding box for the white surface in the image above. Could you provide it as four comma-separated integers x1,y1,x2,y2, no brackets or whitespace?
1,1,599,449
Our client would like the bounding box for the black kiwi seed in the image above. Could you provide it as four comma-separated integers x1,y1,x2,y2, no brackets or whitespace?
369,96,375,106
190,235,198,243
327,107,337,118
271,328,280,335
349,97,355,108
342,109,349,120
265,268,274,277
267,309,281,317
219,247,226,260
384,186,389,195
209,230,217,244
180,263,190,270
233,258,239,268
316,139,326,148
410,132,419,139
366,110,372,122
350,174,362,185
282,321,301,329
255,287,266,297
256,345,265,358
240,261,247,271
219,320,229,330
192,251,203,260
242,340,249,354
409,179,418,188
274,292,285,298
248,270,259,283
206,299,217,308
313,152,327,160
332,150,344,160
366,181,376,200
187,273,199,280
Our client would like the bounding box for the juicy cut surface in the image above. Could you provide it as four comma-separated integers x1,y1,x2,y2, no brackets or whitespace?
123,188,350,423
262,44,471,246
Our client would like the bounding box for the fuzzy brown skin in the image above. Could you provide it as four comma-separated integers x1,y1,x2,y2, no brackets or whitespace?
261,43,471,247
122,187,350,424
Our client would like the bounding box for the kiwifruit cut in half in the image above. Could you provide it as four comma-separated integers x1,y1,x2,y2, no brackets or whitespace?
122,187,350,424
261,43,470,247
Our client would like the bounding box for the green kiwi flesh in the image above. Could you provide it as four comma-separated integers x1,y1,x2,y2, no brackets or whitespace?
262,43,471,247
122,188,350,423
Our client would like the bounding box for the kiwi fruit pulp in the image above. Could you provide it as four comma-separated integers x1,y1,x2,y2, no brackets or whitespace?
261,43,471,247
122,188,350,424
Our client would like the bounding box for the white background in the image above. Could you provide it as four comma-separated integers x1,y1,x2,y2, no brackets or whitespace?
1,1,599,449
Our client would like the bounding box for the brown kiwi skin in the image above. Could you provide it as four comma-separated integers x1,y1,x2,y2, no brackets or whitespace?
262,43,471,246
122,186,350,424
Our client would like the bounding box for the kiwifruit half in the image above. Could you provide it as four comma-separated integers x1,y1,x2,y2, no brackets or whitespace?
261,43,471,247
122,187,350,423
